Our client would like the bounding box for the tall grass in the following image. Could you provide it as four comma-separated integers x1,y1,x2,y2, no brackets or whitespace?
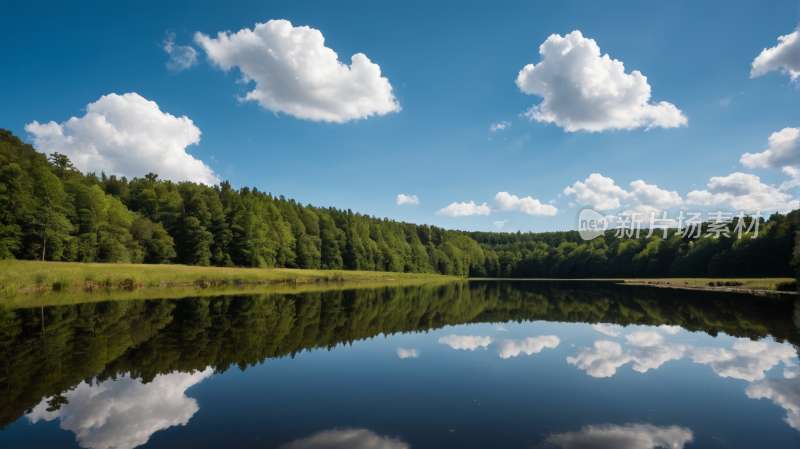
0,259,455,297
626,278,796,291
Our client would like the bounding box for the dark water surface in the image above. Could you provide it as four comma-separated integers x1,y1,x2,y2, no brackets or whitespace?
2,281,799,448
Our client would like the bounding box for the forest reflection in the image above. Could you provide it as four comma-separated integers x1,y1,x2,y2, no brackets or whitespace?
2,280,798,439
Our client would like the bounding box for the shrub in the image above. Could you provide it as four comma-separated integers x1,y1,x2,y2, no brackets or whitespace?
0,274,16,294
776,281,797,292
83,273,99,289
51,277,72,292
195,277,211,288
194,277,230,288
121,278,137,290
34,273,47,288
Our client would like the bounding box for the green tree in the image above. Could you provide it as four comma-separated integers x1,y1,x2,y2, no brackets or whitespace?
28,168,73,261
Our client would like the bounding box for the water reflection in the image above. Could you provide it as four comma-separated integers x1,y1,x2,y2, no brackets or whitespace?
2,280,799,447
746,377,800,431
27,368,212,449
494,336,561,359
592,323,622,336
568,329,798,380
544,423,694,449
279,428,410,449
439,334,561,359
438,335,493,351
396,348,419,359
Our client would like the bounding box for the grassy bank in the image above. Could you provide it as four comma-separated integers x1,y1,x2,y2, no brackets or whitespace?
1,278,464,309
623,278,796,292
0,259,458,294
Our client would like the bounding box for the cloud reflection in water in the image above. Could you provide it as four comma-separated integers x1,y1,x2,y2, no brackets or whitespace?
544,423,694,449
569,326,797,381
396,348,420,359
747,377,800,431
438,334,560,358
279,428,410,449
27,368,213,449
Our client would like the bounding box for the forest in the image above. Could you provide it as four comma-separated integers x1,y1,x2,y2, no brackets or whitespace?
0,127,796,279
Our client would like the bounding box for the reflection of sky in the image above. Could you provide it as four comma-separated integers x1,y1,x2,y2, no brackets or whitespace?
396,348,419,359
279,428,410,449
569,327,797,381
26,368,212,449
747,377,800,431
437,334,493,351
10,320,800,448
544,423,694,449
567,323,800,437
438,334,560,359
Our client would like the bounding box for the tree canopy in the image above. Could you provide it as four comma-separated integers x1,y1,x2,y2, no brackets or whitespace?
0,128,794,278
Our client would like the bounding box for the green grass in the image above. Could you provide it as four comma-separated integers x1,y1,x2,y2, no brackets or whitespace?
0,259,459,295
624,278,796,291
2,277,462,309
1,259,793,308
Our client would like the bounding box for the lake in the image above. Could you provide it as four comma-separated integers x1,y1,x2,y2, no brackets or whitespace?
1,280,799,448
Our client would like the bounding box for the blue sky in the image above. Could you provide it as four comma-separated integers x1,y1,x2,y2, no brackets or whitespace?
1,0,798,232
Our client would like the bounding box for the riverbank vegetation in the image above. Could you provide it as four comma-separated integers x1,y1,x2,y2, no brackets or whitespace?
622,278,795,292
0,259,452,295
1,127,796,280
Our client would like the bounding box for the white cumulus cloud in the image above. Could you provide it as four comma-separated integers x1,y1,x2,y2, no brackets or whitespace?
741,127,800,171
564,174,631,210
751,30,800,82
396,348,419,359
490,121,510,132
686,172,798,212
564,174,682,213
396,194,419,205
27,368,212,449
544,423,694,449
25,93,219,185
494,219,508,229
435,201,492,217
516,30,687,132
161,32,198,72
438,192,556,218
628,180,684,210
493,192,559,216
494,336,560,359
195,20,400,123
279,428,410,449
438,334,493,351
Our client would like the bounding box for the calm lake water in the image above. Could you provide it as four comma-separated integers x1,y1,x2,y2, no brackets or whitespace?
2,281,799,448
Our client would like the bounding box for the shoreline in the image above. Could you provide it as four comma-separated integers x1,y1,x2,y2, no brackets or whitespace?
1,260,794,301
621,280,797,297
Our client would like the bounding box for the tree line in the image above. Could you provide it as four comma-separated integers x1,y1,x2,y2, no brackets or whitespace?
0,128,795,278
